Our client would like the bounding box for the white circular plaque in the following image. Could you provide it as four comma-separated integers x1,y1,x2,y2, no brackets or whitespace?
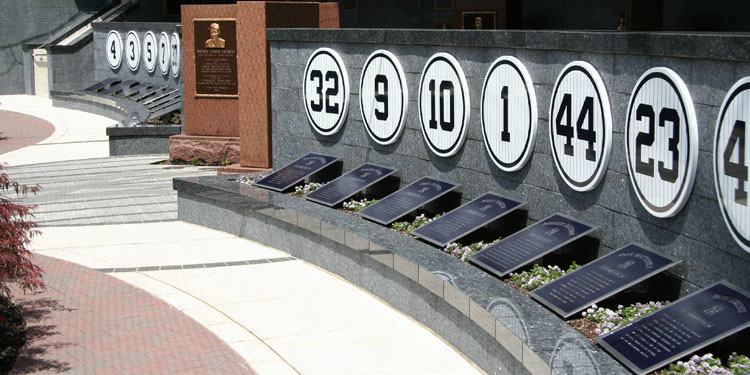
170,32,181,78
303,48,350,136
626,67,698,218
714,77,750,252
158,32,170,76
125,31,140,71
142,31,157,73
106,30,122,70
549,61,612,192
418,52,470,158
359,50,408,145
481,56,538,172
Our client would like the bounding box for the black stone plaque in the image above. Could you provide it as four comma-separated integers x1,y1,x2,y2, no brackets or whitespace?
412,193,525,247
304,163,396,207
531,244,680,318
194,19,238,97
469,214,596,277
357,177,458,225
598,281,750,375
253,153,339,192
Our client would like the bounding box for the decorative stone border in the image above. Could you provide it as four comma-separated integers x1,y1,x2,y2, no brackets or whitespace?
174,174,629,375
106,124,182,156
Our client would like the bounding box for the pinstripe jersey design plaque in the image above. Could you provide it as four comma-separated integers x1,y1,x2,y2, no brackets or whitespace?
626,67,698,218
359,50,408,145
303,48,350,136
549,61,612,192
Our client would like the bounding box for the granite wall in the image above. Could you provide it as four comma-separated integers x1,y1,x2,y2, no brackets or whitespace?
267,29,750,296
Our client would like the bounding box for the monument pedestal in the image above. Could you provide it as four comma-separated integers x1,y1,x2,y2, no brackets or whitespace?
175,1,339,169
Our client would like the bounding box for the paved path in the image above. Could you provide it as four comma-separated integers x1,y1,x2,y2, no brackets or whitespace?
2,96,484,375
10,255,253,375
0,109,55,154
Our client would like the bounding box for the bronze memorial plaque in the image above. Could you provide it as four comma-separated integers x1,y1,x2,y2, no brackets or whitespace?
194,19,238,97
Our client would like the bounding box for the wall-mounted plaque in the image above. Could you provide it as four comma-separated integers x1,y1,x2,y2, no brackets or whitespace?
303,48,350,136
358,177,458,225
482,56,538,172
194,19,238,97
419,52,470,157
305,163,397,207
469,214,596,277
142,31,157,73
462,11,495,29
531,243,680,318
106,30,123,70
170,32,181,78
360,50,408,145
158,31,171,76
253,153,340,192
598,281,750,375
549,61,612,192
413,192,525,247
626,67,698,218
125,31,140,71
714,77,750,253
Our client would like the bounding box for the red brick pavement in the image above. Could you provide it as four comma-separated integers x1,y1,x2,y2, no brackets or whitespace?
0,110,55,155
10,255,255,375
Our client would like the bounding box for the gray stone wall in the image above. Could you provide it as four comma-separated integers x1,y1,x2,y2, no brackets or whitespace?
92,22,182,88
267,29,750,295
0,0,100,94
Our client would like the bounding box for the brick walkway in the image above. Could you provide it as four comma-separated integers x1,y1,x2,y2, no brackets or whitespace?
10,255,254,375
0,110,55,155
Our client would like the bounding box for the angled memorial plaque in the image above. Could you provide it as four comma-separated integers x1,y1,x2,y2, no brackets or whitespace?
305,163,397,207
531,243,680,318
598,281,750,375
412,192,526,247
469,214,596,277
357,177,458,225
253,153,340,192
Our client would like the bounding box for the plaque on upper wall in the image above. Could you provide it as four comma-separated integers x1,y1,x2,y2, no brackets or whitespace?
194,19,238,97
143,31,157,74
626,67,698,218
481,56,538,172
531,243,680,318
170,32,181,78
360,50,408,145
469,214,596,277
419,52,470,157
106,30,123,70
598,281,750,375
125,31,140,71
303,48,350,136
714,77,750,253
549,61,612,192
158,31,171,76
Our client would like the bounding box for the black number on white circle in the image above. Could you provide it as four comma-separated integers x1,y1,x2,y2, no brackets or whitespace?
428,79,454,131
111,40,117,59
161,42,166,64
309,70,339,114
634,104,680,183
500,86,510,142
146,42,152,62
555,94,597,161
374,74,388,121
172,44,178,64
723,120,748,205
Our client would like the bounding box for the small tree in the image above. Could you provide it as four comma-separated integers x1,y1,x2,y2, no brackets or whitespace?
0,164,44,299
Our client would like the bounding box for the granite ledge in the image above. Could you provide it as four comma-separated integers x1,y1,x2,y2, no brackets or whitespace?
173,174,629,375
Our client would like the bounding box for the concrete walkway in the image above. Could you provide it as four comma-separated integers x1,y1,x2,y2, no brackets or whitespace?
1,96,483,375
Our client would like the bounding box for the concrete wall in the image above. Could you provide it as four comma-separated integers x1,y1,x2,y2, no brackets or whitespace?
267,29,750,296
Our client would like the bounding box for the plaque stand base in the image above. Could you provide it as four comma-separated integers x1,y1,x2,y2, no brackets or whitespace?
169,134,240,165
